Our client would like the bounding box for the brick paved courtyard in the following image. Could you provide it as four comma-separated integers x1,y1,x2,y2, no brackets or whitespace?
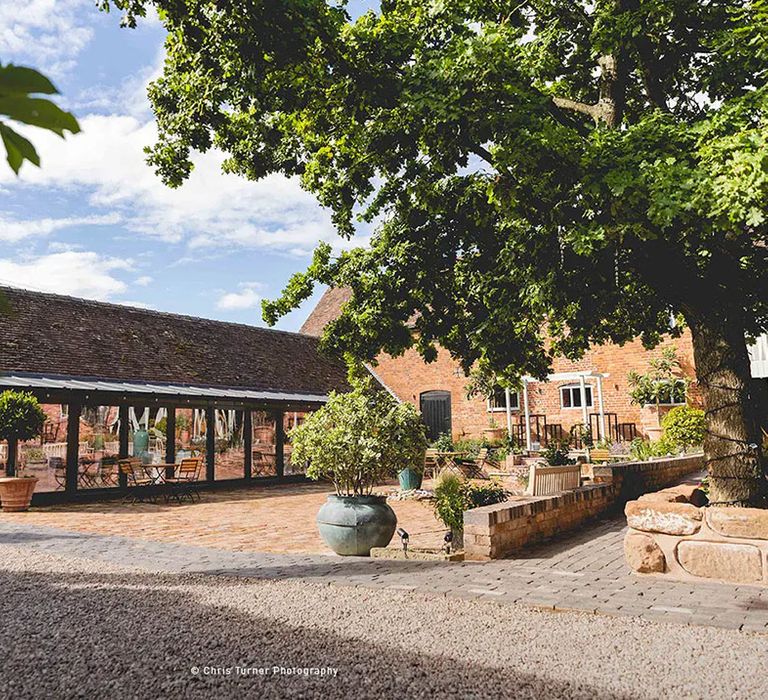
0,482,446,554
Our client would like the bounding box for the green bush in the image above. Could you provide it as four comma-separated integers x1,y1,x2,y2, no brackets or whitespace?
290,383,427,496
661,406,706,452
629,436,679,461
0,390,45,475
454,438,483,458
432,472,508,533
432,432,454,452
542,441,574,466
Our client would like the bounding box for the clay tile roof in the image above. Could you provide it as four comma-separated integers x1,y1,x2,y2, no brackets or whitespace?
299,286,352,336
0,286,349,396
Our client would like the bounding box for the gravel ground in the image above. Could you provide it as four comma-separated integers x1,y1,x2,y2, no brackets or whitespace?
1,545,767,700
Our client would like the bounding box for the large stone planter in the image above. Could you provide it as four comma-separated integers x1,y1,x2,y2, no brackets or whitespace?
317,495,397,556
0,476,38,512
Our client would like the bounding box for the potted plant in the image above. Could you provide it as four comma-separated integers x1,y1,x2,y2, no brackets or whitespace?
628,348,688,439
483,416,506,442
0,390,46,512
291,379,427,556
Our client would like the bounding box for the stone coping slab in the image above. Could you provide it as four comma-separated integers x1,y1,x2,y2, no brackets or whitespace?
624,483,768,587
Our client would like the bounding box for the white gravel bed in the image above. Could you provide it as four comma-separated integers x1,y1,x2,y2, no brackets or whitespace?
0,544,766,699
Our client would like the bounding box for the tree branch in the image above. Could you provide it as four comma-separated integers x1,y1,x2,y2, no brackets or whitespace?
552,97,600,121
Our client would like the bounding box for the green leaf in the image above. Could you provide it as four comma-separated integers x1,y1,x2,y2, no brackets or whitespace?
0,64,58,96
0,122,40,173
0,97,80,136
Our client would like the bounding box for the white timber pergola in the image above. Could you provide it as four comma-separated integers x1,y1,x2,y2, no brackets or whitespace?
504,370,610,451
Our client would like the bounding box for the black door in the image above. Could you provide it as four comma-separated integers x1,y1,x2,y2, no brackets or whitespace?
420,390,452,441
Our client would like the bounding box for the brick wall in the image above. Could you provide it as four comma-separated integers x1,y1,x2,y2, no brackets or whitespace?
462,454,703,560
373,332,700,442
591,453,704,501
463,483,616,560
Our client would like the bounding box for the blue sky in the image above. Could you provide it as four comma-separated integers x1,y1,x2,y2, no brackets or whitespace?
0,0,377,330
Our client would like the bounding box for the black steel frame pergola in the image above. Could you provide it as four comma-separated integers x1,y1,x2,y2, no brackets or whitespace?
2,383,323,506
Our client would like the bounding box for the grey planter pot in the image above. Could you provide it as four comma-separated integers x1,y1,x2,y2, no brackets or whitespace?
317,495,397,556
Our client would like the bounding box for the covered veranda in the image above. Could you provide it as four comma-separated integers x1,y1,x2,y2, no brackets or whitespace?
0,286,350,504
0,373,328,504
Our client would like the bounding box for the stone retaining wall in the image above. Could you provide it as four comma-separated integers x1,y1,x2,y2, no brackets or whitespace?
463,454,703,561
591,454,703,501
624,485,768,587
463,483,616,560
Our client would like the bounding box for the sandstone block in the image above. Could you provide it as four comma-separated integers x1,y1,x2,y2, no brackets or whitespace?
625,500,702,535
638,491,688,504
707,508,768,541
624,531,666,573
677,541,763,584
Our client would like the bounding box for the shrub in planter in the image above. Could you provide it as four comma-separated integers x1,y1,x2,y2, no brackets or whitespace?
661,406,706,453
0,390,46,512
432,472,508,549
541,441,575,466
291,382,427,555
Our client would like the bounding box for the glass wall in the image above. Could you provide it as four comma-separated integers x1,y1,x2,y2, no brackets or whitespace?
1,403,70,492
77,404,120,489
283,410,311,475
214,408,245,480
175,407,207,480
251,411,277,477
127,406,170,464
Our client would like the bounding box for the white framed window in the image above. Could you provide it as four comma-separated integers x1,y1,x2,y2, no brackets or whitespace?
487,387,519,412
60,404,69,419
560,384,594,409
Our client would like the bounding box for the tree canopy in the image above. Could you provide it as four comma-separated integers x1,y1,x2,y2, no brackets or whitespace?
104,0,768,504
0,64,80,174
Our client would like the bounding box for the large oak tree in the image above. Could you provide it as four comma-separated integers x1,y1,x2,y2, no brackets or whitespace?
105,1,768,506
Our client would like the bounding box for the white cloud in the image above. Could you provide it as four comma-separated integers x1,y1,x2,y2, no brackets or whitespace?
216,283,262,311
0,0,95,77
1,114,349,257
0,251,132,300
0,213,120,242
135,275,152,286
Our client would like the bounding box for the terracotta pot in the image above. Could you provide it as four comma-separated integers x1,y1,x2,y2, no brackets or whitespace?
0,476,38,512
483,428,506,442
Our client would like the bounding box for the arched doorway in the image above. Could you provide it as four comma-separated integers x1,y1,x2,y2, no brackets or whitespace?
420,390,452,441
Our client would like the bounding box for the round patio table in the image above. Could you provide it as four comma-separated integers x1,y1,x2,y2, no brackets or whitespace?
433,451,468,476
142,463,176,485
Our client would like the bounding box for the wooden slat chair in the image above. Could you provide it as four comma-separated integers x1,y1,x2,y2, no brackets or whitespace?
424,448,439,480
100,456,119,487
252,450,275,477
118,458,155,503
165,457,202,504
588,448,612,463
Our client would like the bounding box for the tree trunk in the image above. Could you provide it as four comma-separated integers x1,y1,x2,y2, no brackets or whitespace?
6,437,18,477
689,318,767,507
